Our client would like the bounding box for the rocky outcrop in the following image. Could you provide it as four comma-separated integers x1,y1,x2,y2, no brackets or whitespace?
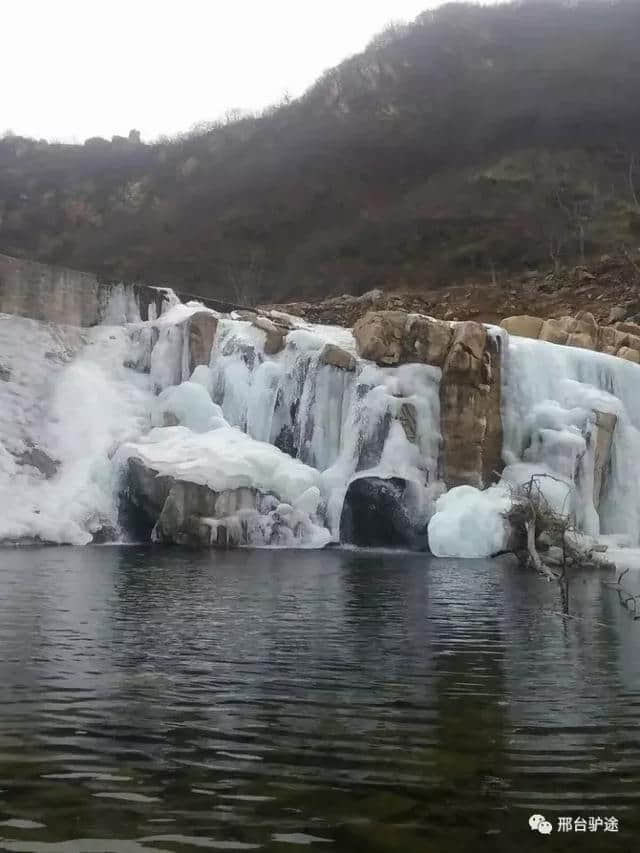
339,477,428,550
439,323,503,489
16,446,60,479
500,315,544,340
185,312,218,373
124,457,325,548
319,343,356,371
353,310,452,367
501,312,640,364
352,311,407,364
126,457,244,546
252,315,287,355
591,411,617,510
354,311,502,488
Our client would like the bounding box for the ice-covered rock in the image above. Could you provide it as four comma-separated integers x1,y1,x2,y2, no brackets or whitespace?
428,484,511,558
339,476,429,550
151,381,224,432
120,424,331,547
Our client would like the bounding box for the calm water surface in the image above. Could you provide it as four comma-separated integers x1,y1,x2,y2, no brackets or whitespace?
0,547,638,852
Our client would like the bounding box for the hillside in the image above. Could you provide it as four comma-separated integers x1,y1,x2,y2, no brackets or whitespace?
3,0,640,304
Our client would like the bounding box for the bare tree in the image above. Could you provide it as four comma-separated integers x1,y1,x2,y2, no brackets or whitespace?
225,247,266,306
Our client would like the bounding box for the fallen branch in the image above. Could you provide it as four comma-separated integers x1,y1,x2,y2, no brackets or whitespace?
602,568,640,619
525,516,560,581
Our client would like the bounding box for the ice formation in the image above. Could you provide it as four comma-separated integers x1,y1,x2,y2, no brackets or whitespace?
0,315,151,544
0,295,443,547
3,281,640,559
429,333,640,559
428,484,512,558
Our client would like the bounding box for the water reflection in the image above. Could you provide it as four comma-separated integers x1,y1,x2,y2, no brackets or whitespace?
0,547,638,851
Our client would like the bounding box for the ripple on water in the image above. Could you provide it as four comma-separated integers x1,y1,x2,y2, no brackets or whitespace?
0,547,639,851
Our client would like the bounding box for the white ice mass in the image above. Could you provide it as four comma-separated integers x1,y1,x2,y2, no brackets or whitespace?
2,283,640,565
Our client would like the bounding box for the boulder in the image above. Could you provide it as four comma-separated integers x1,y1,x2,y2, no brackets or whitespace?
566,331,596,350
339,477,428,550
557,315,597,336
358,288,384,305
574,311,598,331
617,346,640,364
252,315,286,355
123,458,325,548
232,309,258,322
186,312,218,373
267,310,299,330
607,306,627,324
622,332,640,352
539,319,569,346
598,326,629,352
353,311,407,365
409,314,453,367
615,321,640,338
16,446,60,479
500,315,544,340
319,343,356,371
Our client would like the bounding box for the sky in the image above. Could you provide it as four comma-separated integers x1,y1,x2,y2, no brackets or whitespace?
2,0,492,143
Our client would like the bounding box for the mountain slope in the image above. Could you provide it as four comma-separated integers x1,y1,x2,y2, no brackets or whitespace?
2,0,640,303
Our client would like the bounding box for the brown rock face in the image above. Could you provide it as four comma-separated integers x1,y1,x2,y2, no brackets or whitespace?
566,331,596,350
592,411,617,510
615,321,640,338
353,310,453,367
354,311,504,488
617,346,640,364
186,312,218,373
597,325,628,352
500,315,544,339
319,343,356,371
498,311,640,366
353,311,407,365
539,319,569,345
252,315,286,355
439,322,503,489
409,314,453,367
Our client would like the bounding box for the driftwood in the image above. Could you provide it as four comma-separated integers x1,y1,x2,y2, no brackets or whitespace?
602,568,640,620
502,474,619,615
504,474,571,580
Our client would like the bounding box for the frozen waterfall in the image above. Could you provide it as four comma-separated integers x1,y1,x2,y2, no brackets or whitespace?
430,331,640,558
0,295,443,546
4,286,640,555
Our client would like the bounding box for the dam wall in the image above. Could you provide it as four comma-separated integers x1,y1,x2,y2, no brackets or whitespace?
0,253,238,326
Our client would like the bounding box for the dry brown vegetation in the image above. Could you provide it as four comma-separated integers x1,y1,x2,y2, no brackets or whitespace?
3,1,640,305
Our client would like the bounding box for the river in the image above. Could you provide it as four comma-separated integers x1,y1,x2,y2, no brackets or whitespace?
0,548,638,851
